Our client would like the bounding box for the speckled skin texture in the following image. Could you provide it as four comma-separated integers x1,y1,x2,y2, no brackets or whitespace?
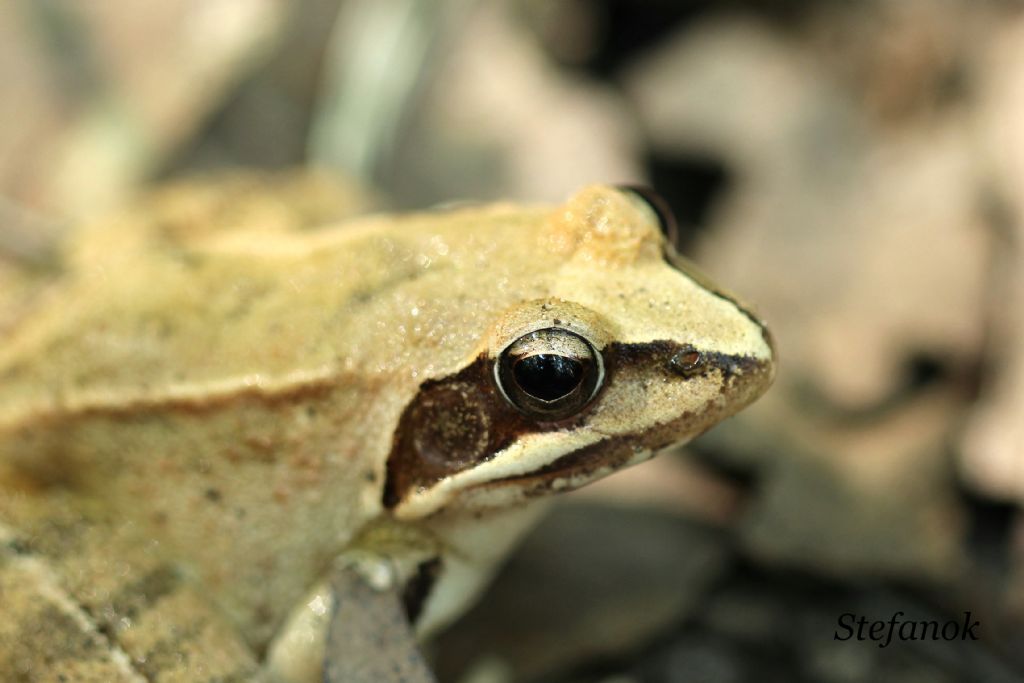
0,182,773,679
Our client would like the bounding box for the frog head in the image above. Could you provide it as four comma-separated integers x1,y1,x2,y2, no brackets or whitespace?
383,185,775,520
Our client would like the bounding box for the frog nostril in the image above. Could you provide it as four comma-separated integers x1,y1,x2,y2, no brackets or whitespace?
668,347,704,377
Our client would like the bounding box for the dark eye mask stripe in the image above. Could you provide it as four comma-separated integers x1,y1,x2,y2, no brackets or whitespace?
382,340,760,510
382,353,565,509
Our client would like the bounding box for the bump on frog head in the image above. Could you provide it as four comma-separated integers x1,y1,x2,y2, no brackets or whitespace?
382,186,774,519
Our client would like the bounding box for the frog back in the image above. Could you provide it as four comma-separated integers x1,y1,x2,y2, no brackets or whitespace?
0,201,554,647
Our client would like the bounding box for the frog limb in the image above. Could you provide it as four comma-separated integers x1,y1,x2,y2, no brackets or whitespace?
266,552,436,683
324,563,437,683
296,565,436,683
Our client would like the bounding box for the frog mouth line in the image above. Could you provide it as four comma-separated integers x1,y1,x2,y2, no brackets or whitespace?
484,434,641,490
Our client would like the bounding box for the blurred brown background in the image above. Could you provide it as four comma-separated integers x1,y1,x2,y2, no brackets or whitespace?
1,1,1022,681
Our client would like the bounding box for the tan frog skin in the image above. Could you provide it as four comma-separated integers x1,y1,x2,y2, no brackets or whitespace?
0,180,774,681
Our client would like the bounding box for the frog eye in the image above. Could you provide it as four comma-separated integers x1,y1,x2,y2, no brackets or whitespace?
494,328,604,420
617,185,679,249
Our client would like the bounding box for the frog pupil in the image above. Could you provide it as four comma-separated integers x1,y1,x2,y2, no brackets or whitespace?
513,354,582,401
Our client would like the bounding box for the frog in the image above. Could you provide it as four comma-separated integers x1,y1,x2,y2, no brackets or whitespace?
0,177,775,682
